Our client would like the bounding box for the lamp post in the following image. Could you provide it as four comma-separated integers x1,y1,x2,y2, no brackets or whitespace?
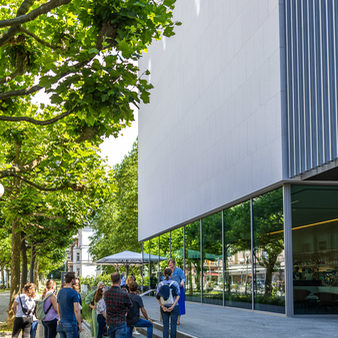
0,183,4,198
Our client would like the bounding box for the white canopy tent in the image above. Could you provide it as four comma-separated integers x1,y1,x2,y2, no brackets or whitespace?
95,250,167,277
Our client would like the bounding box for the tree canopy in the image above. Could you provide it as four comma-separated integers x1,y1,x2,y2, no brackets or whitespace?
89,140,139,260
0,0,179,322
0,0,179,142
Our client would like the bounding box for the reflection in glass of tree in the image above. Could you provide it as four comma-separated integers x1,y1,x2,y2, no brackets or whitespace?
292,185,338,314
160,232,171,274
202,212,223,305
171,227,184,273
150,237,159,289
142,240,150,290
185,221,201,302
224,201,252,309
253,188,285,313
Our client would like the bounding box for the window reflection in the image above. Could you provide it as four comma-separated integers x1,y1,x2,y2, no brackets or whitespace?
149,237,159,289
171,227,184,273
292,185,338,314
202,212,223,305
142,240,150,291
253,188,285,313
160,233,171,273
224,201,252,309
185,221,201,302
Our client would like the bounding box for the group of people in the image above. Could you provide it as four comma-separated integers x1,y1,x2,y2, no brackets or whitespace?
10,258,186,338
11,274,82,338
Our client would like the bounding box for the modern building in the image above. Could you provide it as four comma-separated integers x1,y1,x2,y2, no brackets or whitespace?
66,227,98,277
138,0,338,316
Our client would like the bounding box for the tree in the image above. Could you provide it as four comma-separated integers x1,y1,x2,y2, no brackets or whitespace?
89,141,139,260
0,229,11,288
0,0,179,142
0,0,180,323
0,120,111,324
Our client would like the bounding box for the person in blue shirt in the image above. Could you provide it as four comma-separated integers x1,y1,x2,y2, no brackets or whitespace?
156,268,180,338
168,258,186,325
57,272,82,338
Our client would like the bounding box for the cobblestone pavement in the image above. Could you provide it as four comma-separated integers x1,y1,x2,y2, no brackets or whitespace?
0,291,92,338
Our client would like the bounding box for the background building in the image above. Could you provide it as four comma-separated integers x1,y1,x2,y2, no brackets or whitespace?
67,227,97,277
138,0,338,316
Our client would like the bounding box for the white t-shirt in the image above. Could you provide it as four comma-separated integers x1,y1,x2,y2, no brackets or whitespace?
96,298,106,315
15,294,36,318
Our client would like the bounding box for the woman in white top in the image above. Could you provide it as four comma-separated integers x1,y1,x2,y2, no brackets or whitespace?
94,288,106,338
12,283,36,338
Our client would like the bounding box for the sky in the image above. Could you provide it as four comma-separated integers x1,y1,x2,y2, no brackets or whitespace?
99,111,138,168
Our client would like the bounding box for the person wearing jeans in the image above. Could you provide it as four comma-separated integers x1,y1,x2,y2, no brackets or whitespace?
57,272,82,338
161,306,179,338
107,322,127,338
126,281,153,338
12,283,37,338
156,268,180,338
104,272,132,338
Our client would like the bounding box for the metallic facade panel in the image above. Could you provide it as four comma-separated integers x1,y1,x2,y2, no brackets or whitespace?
138,1,283,240
284,0,338,177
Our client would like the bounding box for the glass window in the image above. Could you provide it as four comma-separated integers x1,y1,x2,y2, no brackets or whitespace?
185,221,201,302
142,240,150,291
160,233,171,275
149,237,159,289
202,212,223,305
224,201,252,309
171,227,184,273
292,185,338,314
253,188,285,313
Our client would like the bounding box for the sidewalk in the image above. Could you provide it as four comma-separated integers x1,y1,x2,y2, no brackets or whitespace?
142,296,338,338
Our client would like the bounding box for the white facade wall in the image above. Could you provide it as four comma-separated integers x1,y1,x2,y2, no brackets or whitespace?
139,0,284,240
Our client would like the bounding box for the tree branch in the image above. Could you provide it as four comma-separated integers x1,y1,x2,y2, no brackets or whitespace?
0,0,35,46
0,55,94,101
0,108,74,125
0,172,85,192
0,0,72,28
19,27,62,50
0,70,23,85
0,84,42,100
26,213,65,220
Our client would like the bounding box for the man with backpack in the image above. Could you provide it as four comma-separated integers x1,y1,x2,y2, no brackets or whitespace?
156,268,180,338
126,281,153,338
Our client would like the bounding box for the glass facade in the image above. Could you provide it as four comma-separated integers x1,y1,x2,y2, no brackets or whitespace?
253,189,285,313
149,237,159,289
224,201,252,309
159,233,170,272
185,221,201,302
142,240,150,290
171,227,184,271
141,184,338,315
202,212,223,305
292,185,338,314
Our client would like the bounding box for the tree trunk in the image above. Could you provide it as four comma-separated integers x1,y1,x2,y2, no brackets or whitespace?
30,245,36,283
33,258,38,286
8,219,21,326
21,233,28,289
6,268,10,288
1,268,5,288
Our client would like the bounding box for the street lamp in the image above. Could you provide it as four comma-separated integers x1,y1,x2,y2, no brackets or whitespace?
0,183,4,198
